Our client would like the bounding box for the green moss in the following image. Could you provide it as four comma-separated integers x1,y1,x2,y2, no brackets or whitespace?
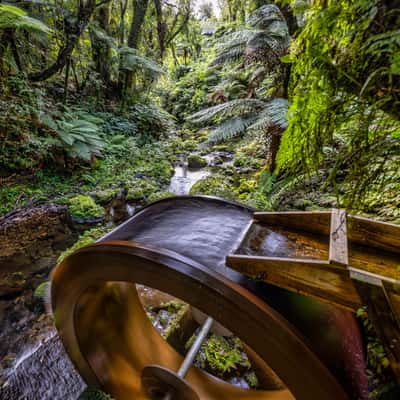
162,303,189,339
212,144,231,152
57,227,107,263
181,139,199,152
146,191,175,204
244,371,259,388
33,281,50,300
233,153,262,171
127,179,158,201
68,195,105,220
93,189,120,204
188,154,208,169
190,175,237,200
192,334,252,377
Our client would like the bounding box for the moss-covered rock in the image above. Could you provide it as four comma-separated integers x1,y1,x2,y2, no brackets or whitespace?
233,153,262,172
146,191,175,204
126,179,158,201
190,333,255,385
188,155,208,169
190,175,237,200
68,195,105,221
211,144,231,152
57,227,108,263
92,189,120,205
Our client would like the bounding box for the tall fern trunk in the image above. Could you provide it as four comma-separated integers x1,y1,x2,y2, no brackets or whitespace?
268,127,282,172
154,0,167,61
123,0,149,99
91,2,112,92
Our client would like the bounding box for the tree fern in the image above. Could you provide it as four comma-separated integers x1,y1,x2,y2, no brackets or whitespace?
208,115,258,143
189,97,288,144
212,5,290,67
248,98,288,132
119,47,164,79
0,4,50,33
188,99,265,124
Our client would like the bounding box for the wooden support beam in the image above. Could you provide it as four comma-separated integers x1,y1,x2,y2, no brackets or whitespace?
348,215,400,255
254,211,331,236
329,209,348,267
226,255,361,311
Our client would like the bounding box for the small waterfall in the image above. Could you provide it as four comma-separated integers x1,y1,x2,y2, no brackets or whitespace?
168,156,210,196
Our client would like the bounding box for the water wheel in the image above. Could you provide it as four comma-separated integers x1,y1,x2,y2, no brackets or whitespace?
51,196,368,400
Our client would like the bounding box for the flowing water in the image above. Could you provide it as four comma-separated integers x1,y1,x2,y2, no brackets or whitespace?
168,161,211,195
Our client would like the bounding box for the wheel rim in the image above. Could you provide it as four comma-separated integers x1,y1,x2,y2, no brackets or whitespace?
51,241,349,400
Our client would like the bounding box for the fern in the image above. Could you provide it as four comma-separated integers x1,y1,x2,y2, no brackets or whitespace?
208,116,258,143
119,47,164,79
212,5,290,67
248,98,288,132
0,4,50,33
41,112,105,161
188,99,265,124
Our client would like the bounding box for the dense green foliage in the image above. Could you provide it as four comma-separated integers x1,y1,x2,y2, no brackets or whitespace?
277,0,400,206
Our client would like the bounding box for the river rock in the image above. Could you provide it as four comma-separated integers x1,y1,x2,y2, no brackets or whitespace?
188,155,207,169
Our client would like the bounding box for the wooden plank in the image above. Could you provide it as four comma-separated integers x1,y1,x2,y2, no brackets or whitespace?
329,209,348,267
226,255,361,311
253,211,331,236
349,244,400,282
353,281,400,383
348,215,400,254
228,218,255,256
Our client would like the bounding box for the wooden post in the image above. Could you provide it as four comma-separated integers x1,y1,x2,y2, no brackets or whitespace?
329,209,348,267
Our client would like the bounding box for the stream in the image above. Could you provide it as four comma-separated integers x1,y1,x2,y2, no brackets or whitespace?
168,161,210,195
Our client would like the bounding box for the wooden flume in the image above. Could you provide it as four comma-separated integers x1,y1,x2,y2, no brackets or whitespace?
51,196,391,399
226,208,400,381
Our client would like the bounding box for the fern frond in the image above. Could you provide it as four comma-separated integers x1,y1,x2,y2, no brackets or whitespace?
248,98,288,132
188,99,265,124
208,116,258,143
211,45,247,66
89,24,117,49
0,4,51,33
119,47,164,78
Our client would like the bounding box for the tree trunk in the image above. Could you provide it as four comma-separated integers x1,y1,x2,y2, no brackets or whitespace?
91,1,112,89
119,0,129,44
124,0,149,97
268,128,282,172
128,0,149,49
153,0,167,61
28,0,96,81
